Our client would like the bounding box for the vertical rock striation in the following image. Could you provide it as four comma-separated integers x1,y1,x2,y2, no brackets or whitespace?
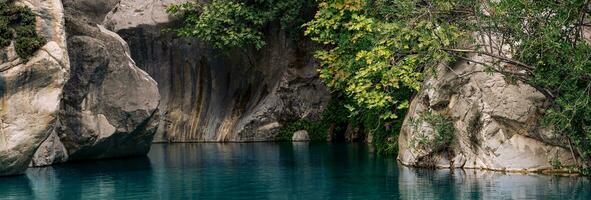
104,0,330,142
0,0,69,175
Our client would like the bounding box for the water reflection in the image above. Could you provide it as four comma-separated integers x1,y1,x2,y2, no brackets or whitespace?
398,166,591,199
10,157,154,199
0,174,34,199
1,143,589,199
118,143,401,199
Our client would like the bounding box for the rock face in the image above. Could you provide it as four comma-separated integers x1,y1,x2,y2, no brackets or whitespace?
30,0,160,166
397,53,576,172
104,0,330,142
0,0,69,175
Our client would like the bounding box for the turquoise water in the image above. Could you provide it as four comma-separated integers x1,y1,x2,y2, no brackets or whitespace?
1,143,590,199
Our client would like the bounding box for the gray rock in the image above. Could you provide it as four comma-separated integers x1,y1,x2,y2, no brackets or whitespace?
397,40,575,172
104,0,330,142
292,130,310,142
103,0,186,30
31,0,160,166
62,0,119,23
0,0,69,176
30,131,68,167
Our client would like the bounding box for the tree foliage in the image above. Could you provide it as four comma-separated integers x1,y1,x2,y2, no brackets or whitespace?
304,0,466,120
480,0,591,169
167,0,591,170
307,0,591,170
0,1,46,59
166,0,315,50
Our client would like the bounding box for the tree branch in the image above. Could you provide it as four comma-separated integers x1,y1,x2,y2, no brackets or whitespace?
443,48,535,71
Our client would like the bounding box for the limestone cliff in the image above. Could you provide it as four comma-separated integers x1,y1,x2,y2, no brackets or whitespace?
3,0,577,176
31,0,160,167
0,0,160,172
5,0,326,172
397,27,591,173
397,53,576,173
103,0,330,142
0,0,69,176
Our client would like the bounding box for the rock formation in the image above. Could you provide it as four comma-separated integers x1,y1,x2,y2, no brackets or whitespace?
30,0,160,167
4,0,327,173
3,0,577,176
0,0,69,175
104,0,330,142
398,52,576,173
292,130,310,142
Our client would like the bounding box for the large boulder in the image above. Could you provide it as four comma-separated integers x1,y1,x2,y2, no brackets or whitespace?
0,0,69,176
398,52,576,173
31,0,160,166
103,0,330,142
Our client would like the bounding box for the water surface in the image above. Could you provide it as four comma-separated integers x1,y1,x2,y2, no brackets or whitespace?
1,143,590,199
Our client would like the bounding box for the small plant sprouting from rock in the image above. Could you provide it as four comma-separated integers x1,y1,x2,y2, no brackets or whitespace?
0,1,46,59
550,158,563,170
408,111,455,152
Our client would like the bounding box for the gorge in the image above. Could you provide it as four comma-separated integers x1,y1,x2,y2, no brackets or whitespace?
1,0,591,198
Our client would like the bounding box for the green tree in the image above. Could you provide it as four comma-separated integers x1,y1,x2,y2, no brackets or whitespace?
167,0,591,170
0,0,46,59
165,0,315,50
471,0,591,170
304,0,466,120
307,0,591,172
303,0,467,154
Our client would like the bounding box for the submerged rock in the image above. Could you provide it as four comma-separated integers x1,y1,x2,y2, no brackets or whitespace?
398,51,575,173
292,130,310,142
0,0,69,176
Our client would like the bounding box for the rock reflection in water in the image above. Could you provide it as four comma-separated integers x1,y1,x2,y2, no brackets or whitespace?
398,166,591,199
1,143,589,199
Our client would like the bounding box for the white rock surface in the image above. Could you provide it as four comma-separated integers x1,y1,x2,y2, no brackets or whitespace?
0,0,69,176
292,130,310,142
31,0,161,167
398,51,575,173
103,0,190,31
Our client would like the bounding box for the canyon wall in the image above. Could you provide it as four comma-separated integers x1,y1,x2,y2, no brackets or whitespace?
1,0,328,175
0,0,161,174
0,0,69,175
2,0,581,176
103,0,330,142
